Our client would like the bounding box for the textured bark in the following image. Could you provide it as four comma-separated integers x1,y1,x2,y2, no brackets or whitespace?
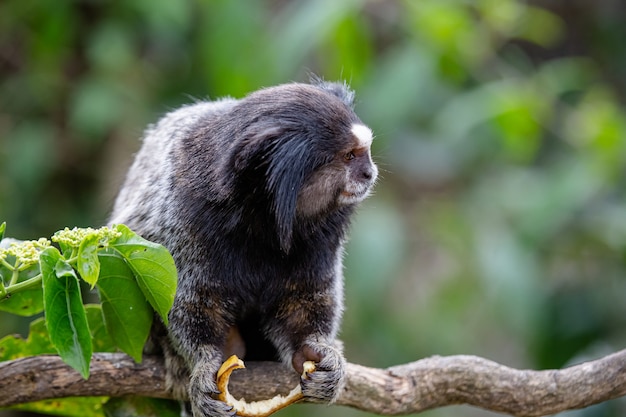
1,351,626,416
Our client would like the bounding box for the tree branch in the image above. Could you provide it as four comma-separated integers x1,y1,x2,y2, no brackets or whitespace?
1,351,625,416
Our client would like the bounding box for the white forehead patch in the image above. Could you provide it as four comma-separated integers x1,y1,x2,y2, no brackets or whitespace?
351,124,373,148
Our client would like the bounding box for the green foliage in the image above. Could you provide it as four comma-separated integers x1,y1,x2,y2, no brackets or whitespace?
41,246,93,379
97,250,153,362
0,224,177,379
107,225,177,325
78,234,102,287
0,318,55,360
0,271,45,317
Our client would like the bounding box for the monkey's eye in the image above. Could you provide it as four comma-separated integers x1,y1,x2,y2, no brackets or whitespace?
343,151,355,161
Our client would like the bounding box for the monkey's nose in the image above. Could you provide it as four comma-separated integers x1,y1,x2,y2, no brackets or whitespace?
361,168,374,180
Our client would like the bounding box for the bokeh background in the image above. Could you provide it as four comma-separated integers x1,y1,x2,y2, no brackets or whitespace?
2,1,626,416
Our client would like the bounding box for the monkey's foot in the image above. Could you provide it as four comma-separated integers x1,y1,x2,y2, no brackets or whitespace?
217,355,315,417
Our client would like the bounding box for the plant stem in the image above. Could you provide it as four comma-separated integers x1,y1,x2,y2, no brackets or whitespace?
3,274,43,298
9,267,20,286
0,257,14,271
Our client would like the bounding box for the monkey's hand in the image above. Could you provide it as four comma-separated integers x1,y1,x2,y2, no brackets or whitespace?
189,360,237,417
292,340,346,404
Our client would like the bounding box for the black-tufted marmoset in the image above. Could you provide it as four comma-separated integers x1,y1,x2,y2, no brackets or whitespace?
109,79,378,417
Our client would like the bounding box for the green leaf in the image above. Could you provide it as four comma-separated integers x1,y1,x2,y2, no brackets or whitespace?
77,233,101,287
40,246,93,379
97,250,153,362
0,317,55,361
85,304,116,353
0,263,44,316
0,306,113,362
0,287,44,316
0,221,5,241
54,255,76,279
109,224,177,324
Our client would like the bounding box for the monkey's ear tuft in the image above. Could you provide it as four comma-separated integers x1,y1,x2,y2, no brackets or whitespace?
266,139,310,253
233,124,284,172
309,75,355,108
233,124,309,253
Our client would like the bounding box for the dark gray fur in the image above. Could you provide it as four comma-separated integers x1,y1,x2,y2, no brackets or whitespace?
109,80,377,417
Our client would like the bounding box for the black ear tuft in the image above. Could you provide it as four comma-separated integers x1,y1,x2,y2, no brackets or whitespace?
233,123,284,172
309,74,355,108
233,124,310,253
265,139,310,253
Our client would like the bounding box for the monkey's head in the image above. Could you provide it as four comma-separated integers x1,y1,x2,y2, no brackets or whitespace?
227,80,378,252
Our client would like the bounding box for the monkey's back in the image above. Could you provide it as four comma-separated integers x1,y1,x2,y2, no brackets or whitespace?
109,98,237,241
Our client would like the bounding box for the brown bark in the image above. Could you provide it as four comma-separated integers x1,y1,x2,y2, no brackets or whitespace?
1,351,625,416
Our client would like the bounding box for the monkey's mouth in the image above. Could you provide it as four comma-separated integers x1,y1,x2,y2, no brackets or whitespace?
339,184,372,204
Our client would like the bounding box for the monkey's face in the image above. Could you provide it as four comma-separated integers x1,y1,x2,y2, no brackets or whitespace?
231,82,377,251
296,123,377,217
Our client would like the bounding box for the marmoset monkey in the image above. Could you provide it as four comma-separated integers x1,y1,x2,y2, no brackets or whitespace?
109,79,378,417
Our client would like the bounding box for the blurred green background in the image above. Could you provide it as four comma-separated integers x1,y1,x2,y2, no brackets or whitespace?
1,0,626,416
